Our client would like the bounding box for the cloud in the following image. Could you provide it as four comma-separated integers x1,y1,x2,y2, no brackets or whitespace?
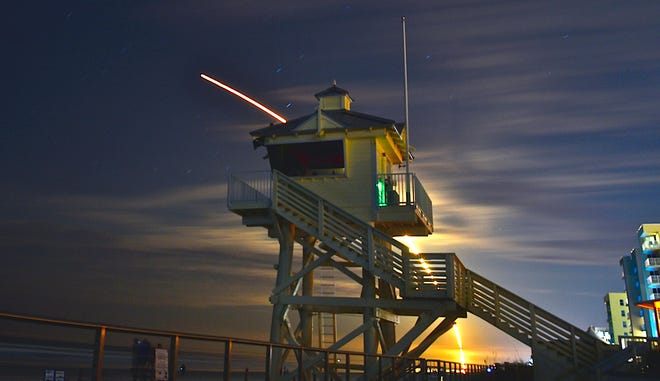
0,182,284,312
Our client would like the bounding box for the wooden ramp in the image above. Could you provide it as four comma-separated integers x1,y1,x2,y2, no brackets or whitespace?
228,170,611,380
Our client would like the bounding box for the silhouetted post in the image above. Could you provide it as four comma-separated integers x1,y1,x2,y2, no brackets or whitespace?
92,327,106,381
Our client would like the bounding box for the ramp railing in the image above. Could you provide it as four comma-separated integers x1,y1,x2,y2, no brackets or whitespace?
462,270,603,368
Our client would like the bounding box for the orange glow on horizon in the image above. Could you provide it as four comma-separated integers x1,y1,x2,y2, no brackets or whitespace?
200,73,287,124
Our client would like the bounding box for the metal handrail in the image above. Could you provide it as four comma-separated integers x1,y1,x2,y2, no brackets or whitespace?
0,311,487,381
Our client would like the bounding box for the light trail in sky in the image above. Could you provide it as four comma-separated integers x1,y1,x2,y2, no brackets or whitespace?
200,73,287,124
453,323,467,373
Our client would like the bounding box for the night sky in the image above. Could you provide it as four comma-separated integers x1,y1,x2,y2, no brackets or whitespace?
3,0,660,363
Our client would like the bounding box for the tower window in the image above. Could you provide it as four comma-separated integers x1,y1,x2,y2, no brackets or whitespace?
267,140,345,177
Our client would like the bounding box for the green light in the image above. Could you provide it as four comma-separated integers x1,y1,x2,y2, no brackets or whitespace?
376,179,387,206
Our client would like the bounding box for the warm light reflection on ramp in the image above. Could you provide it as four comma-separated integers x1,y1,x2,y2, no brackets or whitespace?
200,73,287,123
398,235,419,254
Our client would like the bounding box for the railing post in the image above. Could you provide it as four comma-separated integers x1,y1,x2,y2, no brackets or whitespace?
378,355,383,379
318,199,324,237
494,285,501,323
466,270,473,311
420,358,427,381
226,171,233,209
91,326,106,381
529,304,538,345
265,345,272,381
447,254,455,300
224,340,232,381
405,172,411,205
402,249,411,298
169,335,179,381
271,171,278,210
367,227,375,273
297,347,304,381
570,326,578,367
324,350,329,381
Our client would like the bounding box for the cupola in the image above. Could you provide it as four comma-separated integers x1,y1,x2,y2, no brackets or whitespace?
314,80,352,111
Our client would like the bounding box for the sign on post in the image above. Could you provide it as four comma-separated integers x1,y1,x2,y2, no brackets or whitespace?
154,347,169,381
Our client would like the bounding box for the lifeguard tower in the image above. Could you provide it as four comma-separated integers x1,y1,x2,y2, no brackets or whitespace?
228,84,610,380
249,82,432,237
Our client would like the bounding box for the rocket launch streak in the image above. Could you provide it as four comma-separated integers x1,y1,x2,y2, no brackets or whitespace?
200,73,287,124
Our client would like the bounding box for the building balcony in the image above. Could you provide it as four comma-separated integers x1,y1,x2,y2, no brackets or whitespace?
647,275,660,287
645,257,660,270
375,172,433,237
641,234,660,254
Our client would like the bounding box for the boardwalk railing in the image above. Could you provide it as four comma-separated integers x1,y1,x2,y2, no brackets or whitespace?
0,312,488,381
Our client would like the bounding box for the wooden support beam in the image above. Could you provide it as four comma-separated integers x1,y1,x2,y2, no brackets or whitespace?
406,311,462,358
384,306,446,357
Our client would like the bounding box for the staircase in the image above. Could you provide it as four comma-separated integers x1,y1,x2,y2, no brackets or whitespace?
228,170,608,375
270,170,409,291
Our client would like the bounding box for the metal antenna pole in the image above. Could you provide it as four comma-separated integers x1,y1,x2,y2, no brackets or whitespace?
402,16,412,204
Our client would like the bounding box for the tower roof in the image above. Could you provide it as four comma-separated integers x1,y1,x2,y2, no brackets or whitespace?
250,84,406,157
250,109,399,137
314,82,352,100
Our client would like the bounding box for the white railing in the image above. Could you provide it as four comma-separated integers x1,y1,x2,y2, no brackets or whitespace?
376,172,433,228
464,270,602,368
404,253,465,300
645,257,660,269
226,170,272,209
647,275,660,286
